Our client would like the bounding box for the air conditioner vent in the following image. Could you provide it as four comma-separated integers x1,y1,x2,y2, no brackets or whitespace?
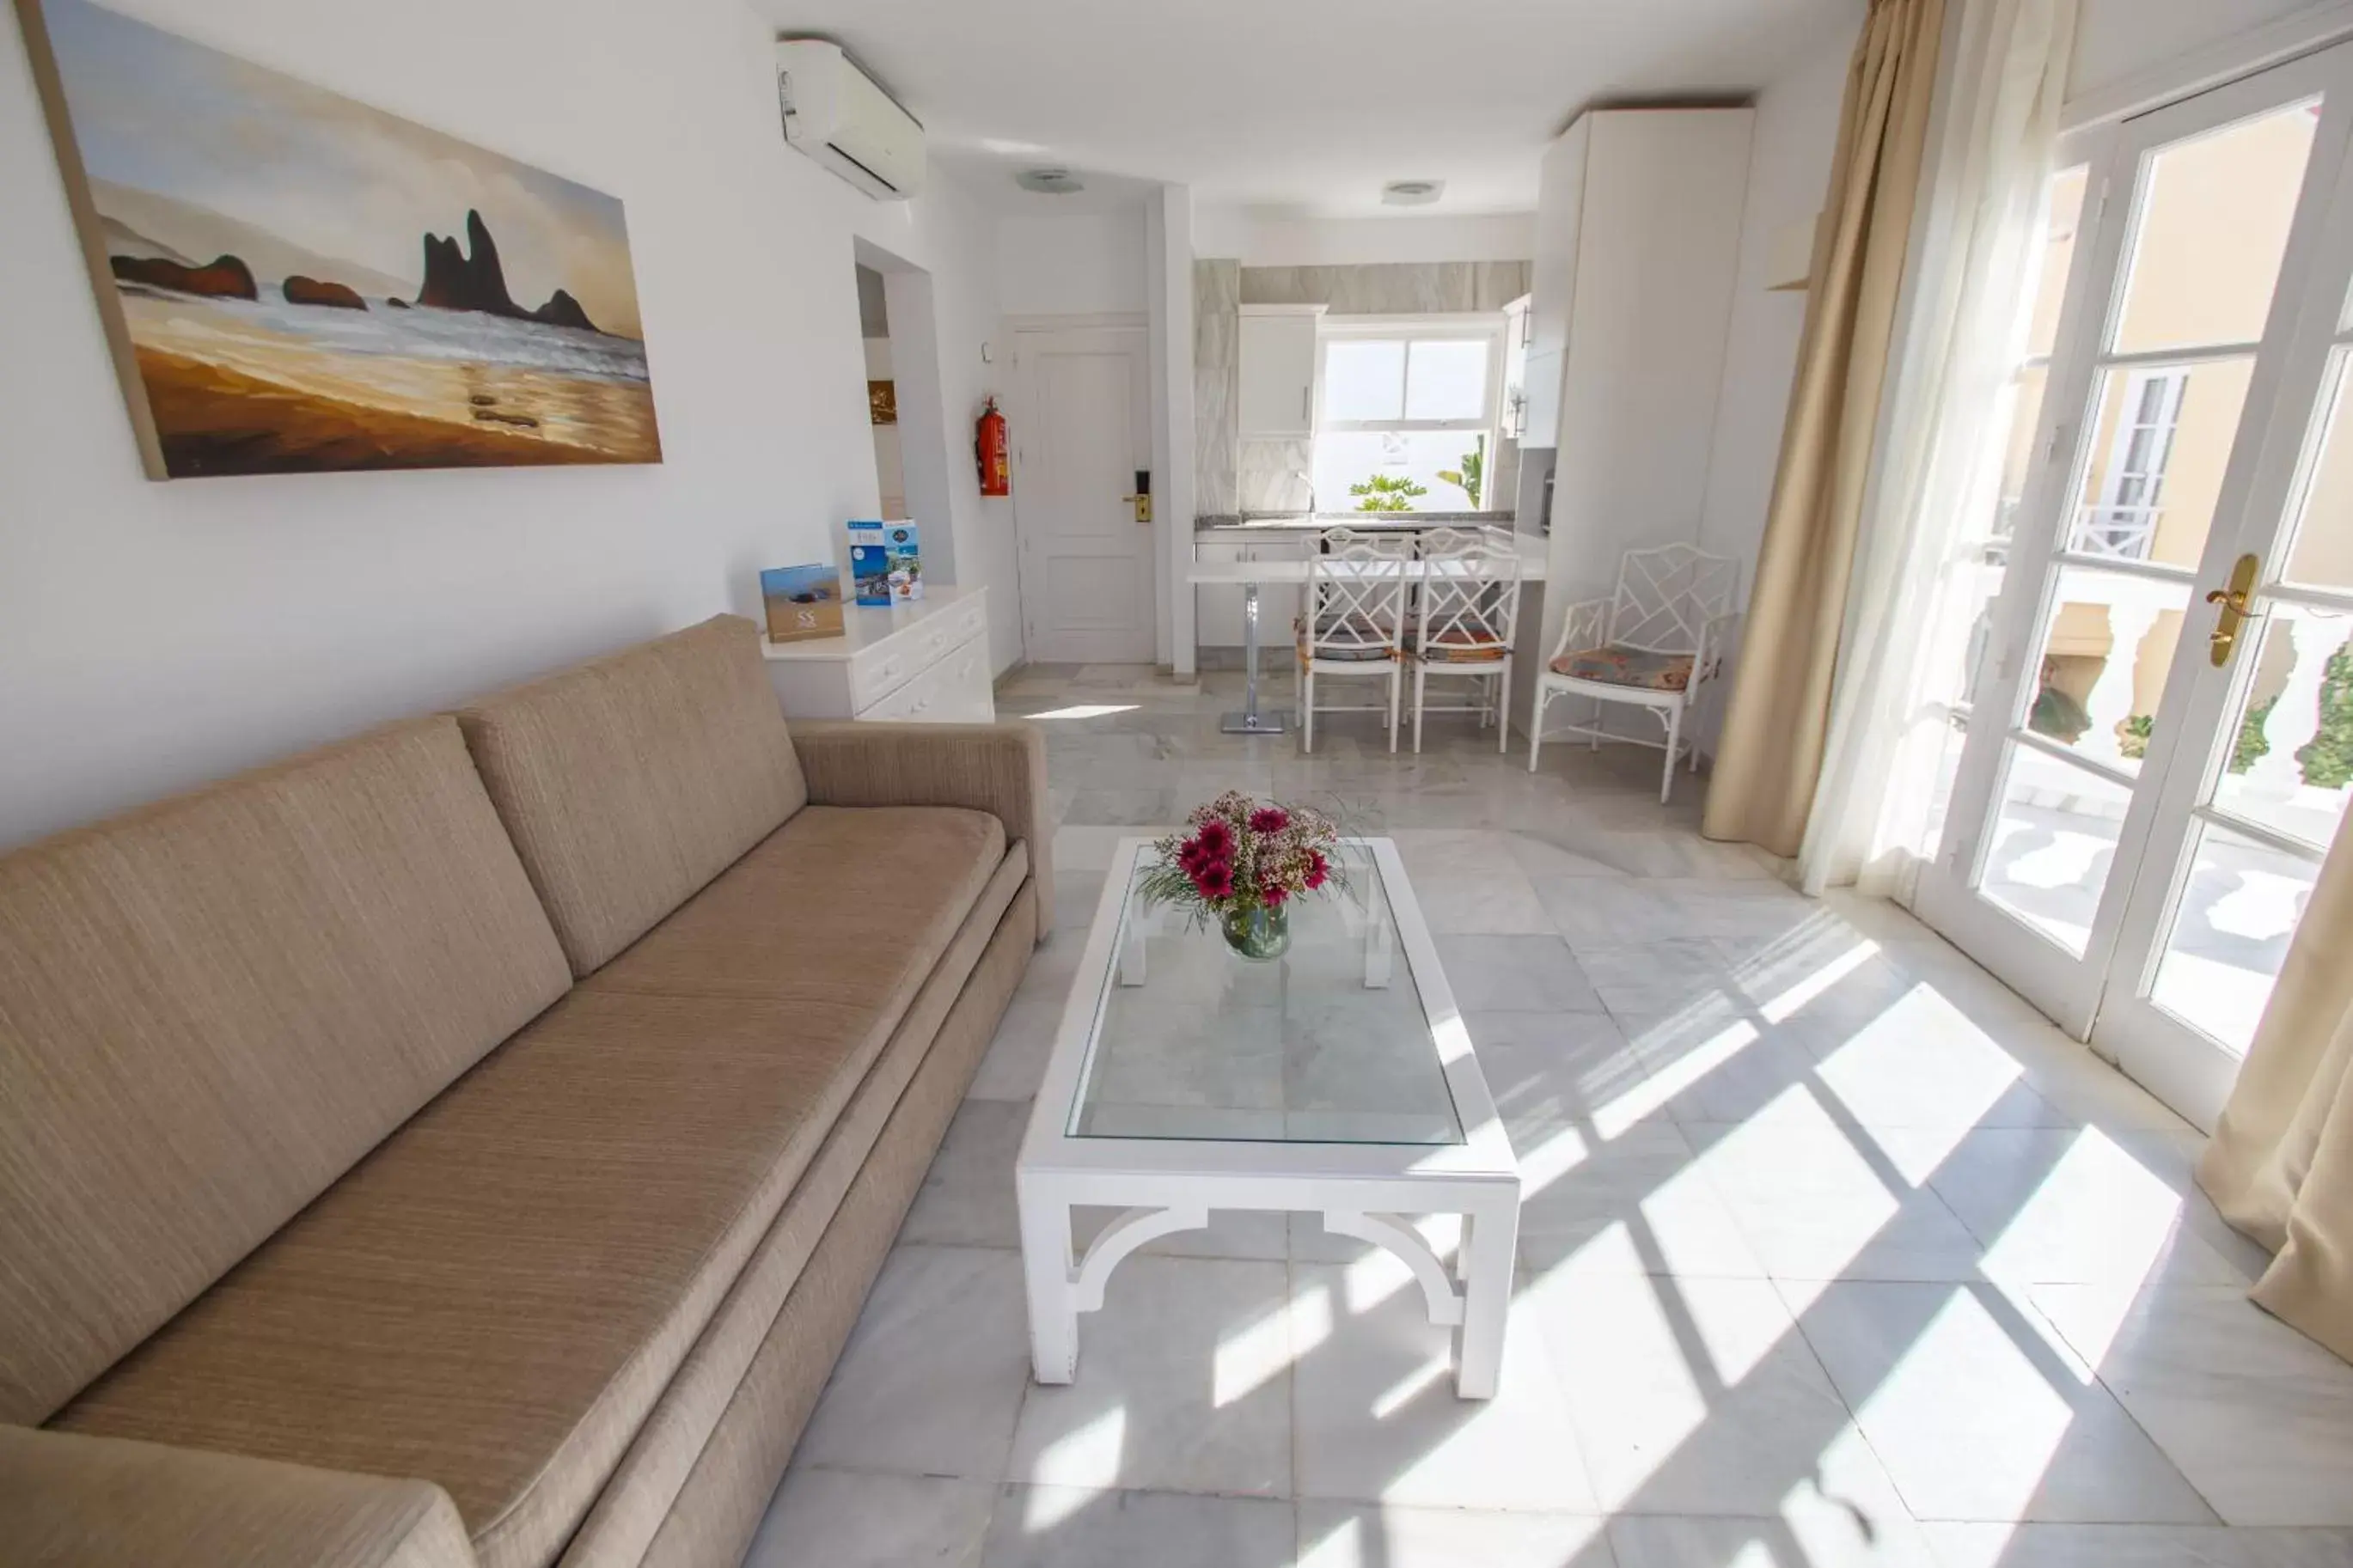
776,39,924,201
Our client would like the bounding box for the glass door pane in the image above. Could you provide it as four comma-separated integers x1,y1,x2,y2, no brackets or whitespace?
1915,165,2091,864
2086,44,2353,1127
2112,100,2319,351
1915,54,2341,1054
1971,97,2320,945
2145,455,2353,1052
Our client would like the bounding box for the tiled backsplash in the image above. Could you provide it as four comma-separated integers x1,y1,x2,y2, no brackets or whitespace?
1193,259,1240,516
1195,259,1533,516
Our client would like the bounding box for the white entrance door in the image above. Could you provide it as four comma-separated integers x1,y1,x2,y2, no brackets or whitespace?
1917,45,2353,1129
1012,324,1154,664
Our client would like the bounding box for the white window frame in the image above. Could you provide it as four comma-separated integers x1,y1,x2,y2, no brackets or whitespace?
1316,315,1507,435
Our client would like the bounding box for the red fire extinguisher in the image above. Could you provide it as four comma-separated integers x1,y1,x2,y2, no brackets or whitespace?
976,396,1011,497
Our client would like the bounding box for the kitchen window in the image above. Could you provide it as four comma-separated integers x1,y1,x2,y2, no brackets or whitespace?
1312,318,1503,512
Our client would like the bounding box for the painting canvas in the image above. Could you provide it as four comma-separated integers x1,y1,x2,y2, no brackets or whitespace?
15,0,662,478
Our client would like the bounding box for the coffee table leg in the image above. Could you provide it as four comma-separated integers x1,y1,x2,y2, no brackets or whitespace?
1018,1179,1079,1383
1455,1198,1519,1400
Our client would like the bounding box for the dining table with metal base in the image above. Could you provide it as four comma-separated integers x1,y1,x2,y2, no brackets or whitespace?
1220,582,1289,735
1187,540,1549,738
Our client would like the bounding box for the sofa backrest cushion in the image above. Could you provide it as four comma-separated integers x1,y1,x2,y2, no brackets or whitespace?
0,716,571,1424
455,614,808,977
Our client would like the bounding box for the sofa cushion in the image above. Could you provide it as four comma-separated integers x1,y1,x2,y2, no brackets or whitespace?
0,716,571,1425
590,805,1005,1003
559,849,1028,1568
457,615,808,978
53,804,1014,1568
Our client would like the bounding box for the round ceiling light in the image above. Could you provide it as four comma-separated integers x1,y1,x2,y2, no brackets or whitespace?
1382,180,1444,206
1016,168,1085,195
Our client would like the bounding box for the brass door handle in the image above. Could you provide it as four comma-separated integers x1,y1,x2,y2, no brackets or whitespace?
2206,552,2261,668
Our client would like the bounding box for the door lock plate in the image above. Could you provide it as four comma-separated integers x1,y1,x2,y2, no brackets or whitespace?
2204,552,2261,668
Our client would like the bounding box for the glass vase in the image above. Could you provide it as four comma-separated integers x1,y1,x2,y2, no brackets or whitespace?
1219,901,1290,961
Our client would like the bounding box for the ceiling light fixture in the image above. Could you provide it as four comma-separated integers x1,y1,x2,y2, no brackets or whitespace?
1016,167,1085,195
1382,180,1443,207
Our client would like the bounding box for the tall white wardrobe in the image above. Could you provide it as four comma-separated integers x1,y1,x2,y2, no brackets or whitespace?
1513,107,1756,735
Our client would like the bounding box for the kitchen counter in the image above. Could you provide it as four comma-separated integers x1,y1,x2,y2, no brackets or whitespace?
1196,510,1514,534
1188,534,1547,582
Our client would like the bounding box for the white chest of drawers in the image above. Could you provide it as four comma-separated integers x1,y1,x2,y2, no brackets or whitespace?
761,584,995,723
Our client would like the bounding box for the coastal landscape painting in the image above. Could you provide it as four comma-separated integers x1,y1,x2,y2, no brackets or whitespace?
15,0,662,478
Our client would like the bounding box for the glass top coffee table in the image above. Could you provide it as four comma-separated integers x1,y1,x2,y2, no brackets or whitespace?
1015,837,1522,1399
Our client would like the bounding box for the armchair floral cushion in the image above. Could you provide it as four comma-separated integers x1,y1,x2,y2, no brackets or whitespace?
1415,625,1511,664
1294,611,1401,662
1548,644,1696,692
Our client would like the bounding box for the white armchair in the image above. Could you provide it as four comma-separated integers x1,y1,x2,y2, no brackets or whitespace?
1528,543,1742,803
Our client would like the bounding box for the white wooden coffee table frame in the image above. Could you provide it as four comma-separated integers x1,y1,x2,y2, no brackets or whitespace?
1015,836,1522,1399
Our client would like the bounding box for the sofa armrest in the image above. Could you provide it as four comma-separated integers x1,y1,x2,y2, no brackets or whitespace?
0,1426,475,1568
789,720,1054,936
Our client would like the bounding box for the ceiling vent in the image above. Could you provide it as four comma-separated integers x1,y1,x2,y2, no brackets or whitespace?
776,39,926,201
1015,168,1085,195
1381,180,1444,207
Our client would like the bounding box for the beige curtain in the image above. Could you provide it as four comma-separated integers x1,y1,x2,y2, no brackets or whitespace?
1704,0,1948,857
2199,823,2353,1364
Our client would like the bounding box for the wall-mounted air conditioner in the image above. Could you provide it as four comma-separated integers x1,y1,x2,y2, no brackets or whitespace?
776,39,925,201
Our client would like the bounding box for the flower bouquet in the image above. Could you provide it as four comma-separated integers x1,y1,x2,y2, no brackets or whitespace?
1140,791,1342,961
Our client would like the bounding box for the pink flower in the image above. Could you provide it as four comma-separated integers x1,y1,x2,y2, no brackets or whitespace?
1303,851,1329,892
1262,880,1289,907
1195,818,1235,857
1176,834,1208,873
1249,807,1291,834
1193,858,1236,900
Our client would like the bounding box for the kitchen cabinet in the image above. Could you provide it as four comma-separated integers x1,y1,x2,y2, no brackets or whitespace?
1237,304,1325,439
1195,539,1247,648
1524,117,1587,430
1500,293,1531,441
1194,534,1308,650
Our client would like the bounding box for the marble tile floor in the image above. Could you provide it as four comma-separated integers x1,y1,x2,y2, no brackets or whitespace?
744,671,2353,1568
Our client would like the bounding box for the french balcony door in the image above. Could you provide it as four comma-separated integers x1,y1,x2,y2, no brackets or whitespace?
1916,42,2353,1131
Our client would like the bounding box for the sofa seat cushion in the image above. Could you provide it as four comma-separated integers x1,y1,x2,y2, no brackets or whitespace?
54,805,1016,1568
588,805,1005,1002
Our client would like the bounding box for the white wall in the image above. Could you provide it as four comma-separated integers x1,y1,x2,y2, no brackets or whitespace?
995,210,1148,318
1193,210,1536,266
852,181,1023,674
2069,0,2331,108
1147,186,1196,673
0,0,1010,848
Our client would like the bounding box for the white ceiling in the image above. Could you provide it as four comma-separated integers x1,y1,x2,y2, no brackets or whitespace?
750,0,1860,217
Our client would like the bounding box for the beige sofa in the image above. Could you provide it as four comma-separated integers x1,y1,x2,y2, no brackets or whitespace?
0,614,1050,1568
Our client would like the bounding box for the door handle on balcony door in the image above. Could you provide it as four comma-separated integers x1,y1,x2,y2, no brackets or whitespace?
2204,552,2261,668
